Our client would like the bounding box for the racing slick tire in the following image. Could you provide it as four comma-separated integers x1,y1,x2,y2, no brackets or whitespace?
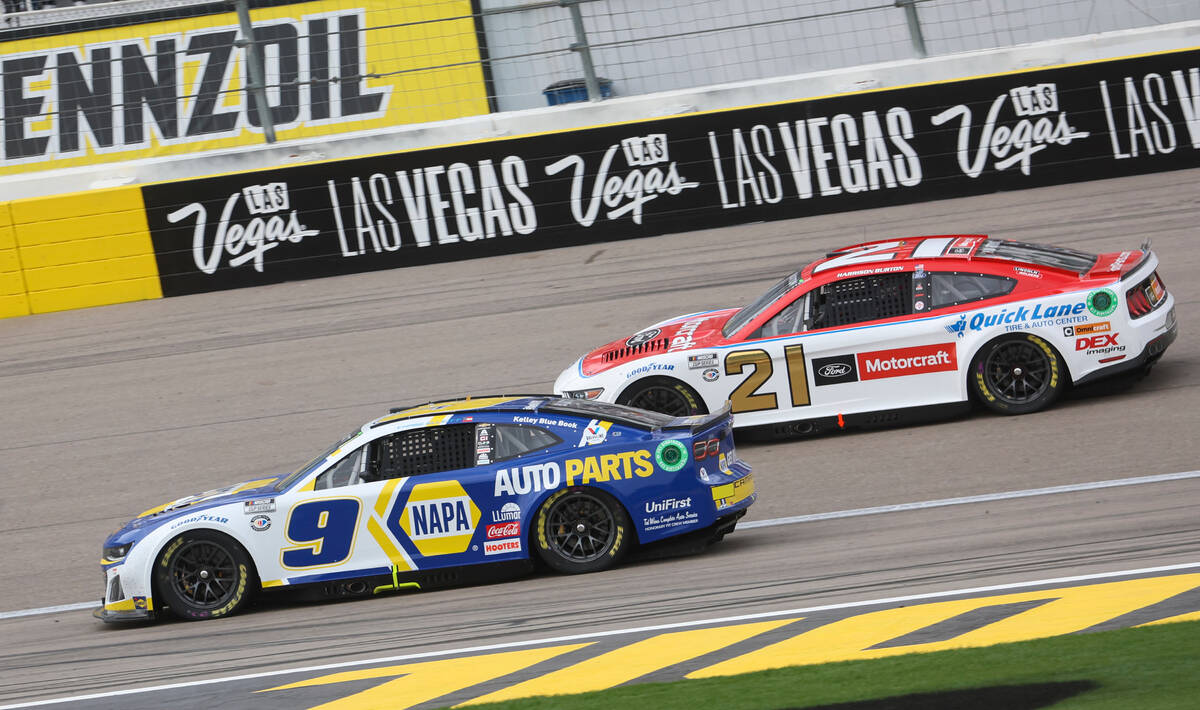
534,487,633,574
154,529,256,620
970,333,1067,415
618,377,707,417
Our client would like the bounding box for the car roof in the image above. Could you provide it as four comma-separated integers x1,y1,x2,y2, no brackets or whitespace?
800,235,1101,280
367,394,685,431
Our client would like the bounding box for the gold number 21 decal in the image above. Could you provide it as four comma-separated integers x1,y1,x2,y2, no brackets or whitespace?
724,345,811,413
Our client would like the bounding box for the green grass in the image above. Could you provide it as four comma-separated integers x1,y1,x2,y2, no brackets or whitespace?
453,619,1200,710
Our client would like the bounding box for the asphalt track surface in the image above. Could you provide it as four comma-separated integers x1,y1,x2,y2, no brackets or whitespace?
1,168,1199,707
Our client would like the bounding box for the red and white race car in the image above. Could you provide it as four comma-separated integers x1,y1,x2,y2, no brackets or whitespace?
555,236,1177,435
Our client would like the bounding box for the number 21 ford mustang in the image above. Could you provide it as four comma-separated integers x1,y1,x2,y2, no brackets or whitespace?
96,396,753,621
555,236,1176,435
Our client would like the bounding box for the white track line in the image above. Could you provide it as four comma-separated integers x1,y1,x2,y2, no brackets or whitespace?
3,561,1200,710
740,469,1200,529
3,469,1198,623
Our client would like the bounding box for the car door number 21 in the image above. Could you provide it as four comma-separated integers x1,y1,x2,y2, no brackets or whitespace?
724,345,811,413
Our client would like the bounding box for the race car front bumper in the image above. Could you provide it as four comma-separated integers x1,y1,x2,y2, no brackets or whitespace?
94,565,155,623
93,602,154,623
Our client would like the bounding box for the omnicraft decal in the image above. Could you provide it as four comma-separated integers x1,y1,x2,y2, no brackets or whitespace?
0,0,488,175
141,49,1200,297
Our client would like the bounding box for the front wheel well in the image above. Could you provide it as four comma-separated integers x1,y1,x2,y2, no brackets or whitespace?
617,376,708,416
151,528,261,610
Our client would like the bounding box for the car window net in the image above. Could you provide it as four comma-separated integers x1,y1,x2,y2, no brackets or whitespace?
373,424,475,479
812,273,911,329
978,240,1097,273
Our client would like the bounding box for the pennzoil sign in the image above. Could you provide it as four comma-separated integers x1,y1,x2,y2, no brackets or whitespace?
0,0,488,175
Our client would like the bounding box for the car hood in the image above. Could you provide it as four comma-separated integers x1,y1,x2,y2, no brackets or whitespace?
106,475,284,543
581,309,737,376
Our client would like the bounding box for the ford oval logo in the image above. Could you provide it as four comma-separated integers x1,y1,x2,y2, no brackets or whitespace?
626,328,661,347
818,363,851,377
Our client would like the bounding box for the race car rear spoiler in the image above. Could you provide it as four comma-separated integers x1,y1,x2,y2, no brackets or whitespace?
659,401,734,434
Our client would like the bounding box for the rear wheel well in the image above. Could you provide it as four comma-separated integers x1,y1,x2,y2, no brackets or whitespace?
967,332,1070,414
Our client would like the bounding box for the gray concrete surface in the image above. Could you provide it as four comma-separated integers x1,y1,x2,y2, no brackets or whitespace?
0,168,1197,706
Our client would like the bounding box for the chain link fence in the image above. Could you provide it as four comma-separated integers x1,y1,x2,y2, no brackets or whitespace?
1,0,1196,157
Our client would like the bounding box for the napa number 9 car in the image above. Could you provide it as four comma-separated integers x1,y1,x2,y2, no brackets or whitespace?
96,396,753,622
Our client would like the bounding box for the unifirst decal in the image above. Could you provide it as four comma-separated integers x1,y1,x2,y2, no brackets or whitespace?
565,450,653,486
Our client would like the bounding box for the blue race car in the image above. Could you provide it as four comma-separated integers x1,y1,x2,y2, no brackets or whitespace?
97,395,755,621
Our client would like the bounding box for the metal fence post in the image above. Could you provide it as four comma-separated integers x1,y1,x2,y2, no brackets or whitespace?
233,0,277,142
561,0,602,101
896,0,927,59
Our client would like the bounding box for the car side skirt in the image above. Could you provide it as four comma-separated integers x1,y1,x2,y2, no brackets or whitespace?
740,402,972,440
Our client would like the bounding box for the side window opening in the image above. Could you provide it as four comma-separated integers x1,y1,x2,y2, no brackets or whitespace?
931,272,1017,309
491,424,561,462
314,446,366,490
810,273,912,330
753,294,809,339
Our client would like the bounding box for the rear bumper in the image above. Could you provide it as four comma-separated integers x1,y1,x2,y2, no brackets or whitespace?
1073,308,1177,387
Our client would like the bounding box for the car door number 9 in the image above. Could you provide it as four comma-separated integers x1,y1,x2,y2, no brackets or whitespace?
724,345,810,413
281,498,362,569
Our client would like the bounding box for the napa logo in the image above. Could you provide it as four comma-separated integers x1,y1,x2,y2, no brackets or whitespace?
396,481,480,556
945,314,968,338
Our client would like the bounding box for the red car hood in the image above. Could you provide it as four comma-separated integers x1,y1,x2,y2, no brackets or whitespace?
581,309,737,376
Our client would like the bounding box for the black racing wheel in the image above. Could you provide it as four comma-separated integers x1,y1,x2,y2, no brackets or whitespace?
155,529,256,620
534,488,632,573
970,333,1067,415
618,377,706,416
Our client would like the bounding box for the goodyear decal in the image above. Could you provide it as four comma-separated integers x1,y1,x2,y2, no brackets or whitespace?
260,572,1200,708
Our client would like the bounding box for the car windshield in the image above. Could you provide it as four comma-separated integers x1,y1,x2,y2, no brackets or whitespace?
274,429,361,491
977,240,1097,274
722,270,802,337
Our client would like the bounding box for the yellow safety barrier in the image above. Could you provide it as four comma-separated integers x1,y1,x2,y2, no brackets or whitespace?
0,187,162,318
0,201,30,318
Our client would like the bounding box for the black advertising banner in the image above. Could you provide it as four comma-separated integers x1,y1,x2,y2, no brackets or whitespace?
142,48,1200,297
